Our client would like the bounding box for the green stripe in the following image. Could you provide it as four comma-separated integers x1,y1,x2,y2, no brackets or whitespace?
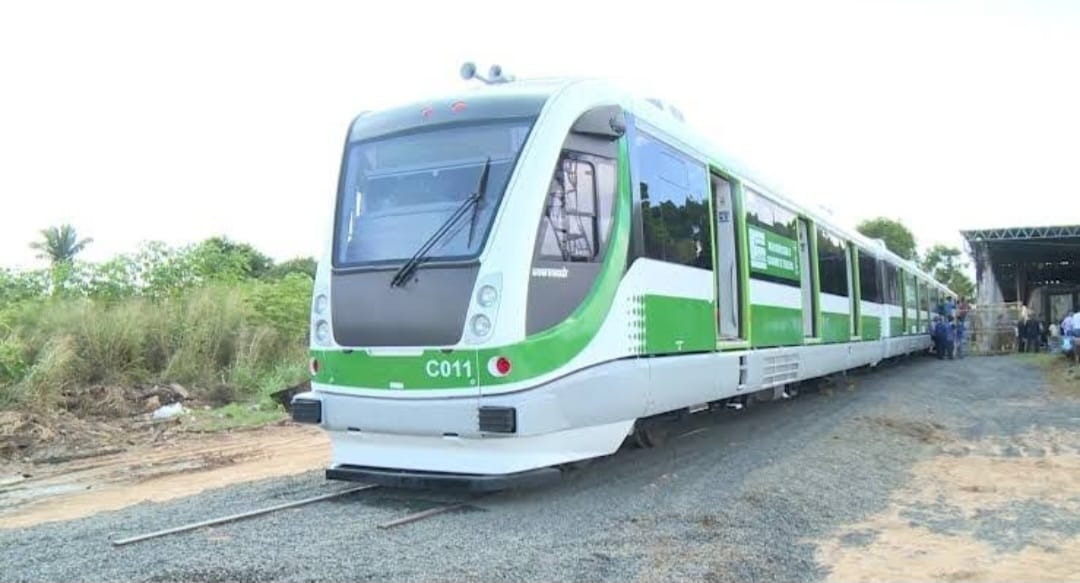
861,316,881,340
643,295,715,354
311,348,479,390
809,221,822,338
821,311,851,343
851,247,862,335
750,304,803,347
735,183,751,339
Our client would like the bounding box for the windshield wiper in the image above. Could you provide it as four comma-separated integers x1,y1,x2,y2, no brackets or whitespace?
467,157,491,247
389,158,492,288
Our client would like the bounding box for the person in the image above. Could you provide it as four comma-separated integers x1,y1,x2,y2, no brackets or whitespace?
931,315,943,358
954,313,966,359
1026,316,1042,353
1017,314,1028,352
1071,308,1080,363
933,315,952,360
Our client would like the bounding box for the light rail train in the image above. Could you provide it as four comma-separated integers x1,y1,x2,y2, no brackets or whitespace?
291,64,954,490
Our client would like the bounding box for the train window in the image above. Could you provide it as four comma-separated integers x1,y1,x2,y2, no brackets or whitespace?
635,133,711,269
744,188,801,286
904,272,918,309
883,263,902,306
817,228,848,297
536,151,613,262
744,188,798,240
857,249,881,303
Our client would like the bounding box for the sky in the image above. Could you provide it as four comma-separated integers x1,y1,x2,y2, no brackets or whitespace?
1,0,1077,271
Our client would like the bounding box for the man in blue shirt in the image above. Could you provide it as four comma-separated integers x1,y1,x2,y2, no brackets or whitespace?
932,315,952,359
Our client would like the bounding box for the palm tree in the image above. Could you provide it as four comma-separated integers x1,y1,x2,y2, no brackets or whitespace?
29,224,93,264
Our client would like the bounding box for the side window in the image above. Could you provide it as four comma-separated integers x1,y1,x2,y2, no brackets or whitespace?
904,273,917,309
536,151,615,262
882,263,893,305
635,133,711,269
858,249,880,302
744,188,801,286
817,228,849,297
884,264,901,306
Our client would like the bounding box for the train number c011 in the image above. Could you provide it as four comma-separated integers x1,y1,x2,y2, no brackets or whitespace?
424,359,473,378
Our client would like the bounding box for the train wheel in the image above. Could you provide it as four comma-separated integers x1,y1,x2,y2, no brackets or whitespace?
632,417,669,448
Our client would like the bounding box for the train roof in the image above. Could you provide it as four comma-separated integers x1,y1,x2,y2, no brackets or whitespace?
613,82,949,292
355,71,952,294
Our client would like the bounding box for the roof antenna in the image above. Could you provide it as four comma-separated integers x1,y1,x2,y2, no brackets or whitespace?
460,62,515,85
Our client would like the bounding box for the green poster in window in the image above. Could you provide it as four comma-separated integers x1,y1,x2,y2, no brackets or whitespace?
748,225,800,281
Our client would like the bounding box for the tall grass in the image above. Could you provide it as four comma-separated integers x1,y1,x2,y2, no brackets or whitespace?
0,276,311,412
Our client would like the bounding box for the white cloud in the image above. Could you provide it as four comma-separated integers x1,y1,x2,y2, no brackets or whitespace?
1,0,1076,269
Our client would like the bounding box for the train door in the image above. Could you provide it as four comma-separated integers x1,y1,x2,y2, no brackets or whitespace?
797,218,818,338
711,173,742,340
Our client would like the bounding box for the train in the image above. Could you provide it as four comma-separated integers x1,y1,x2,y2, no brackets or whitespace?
290,63,955,491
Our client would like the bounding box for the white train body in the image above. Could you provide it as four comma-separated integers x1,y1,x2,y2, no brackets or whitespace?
291,72,952,490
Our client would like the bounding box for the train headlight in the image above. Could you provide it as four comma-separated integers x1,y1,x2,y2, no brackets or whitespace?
314,320,331,344
477,285,498,308
470,314,492,337
314,294,328,315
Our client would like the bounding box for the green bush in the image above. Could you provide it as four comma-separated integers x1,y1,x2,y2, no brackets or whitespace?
0,336,30,388
0,236,315,417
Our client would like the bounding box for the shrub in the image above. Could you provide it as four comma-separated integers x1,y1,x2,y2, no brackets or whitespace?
0,236,313,416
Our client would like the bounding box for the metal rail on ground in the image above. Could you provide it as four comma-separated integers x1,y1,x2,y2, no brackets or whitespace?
110,484,379,546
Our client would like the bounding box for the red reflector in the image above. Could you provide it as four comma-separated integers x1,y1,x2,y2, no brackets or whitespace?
421,105,434,119
309,358,320,376
451,100,467,113
495,357,511,376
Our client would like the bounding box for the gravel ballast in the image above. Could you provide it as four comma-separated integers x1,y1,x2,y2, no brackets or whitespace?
2,353,1078,582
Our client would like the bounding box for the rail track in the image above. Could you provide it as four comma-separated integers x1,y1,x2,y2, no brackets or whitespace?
109,483,485,546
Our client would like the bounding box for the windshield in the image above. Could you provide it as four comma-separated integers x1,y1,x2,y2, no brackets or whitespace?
334,120,534,267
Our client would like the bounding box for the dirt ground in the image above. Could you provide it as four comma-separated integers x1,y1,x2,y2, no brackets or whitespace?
0,423,329,529
816,420,1080,581
1,354,1078,583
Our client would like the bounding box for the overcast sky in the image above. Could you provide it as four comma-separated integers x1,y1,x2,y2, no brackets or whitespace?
1,0,1077,270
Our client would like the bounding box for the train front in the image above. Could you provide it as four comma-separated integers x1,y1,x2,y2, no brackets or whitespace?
291,80,634,491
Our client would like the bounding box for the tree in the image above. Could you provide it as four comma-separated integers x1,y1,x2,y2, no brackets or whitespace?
266,257,317,280
855,217,918,261
29,224,93,264
921,244,976,299
190,236,275,282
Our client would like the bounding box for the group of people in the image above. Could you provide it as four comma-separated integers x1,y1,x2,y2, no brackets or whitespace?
1016,308,1047,353
930,296,967,360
